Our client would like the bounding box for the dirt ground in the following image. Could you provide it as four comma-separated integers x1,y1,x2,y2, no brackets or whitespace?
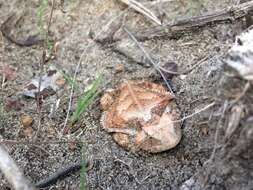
0,0,252,190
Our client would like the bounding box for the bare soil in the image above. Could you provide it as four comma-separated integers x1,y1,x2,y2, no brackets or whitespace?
0,0,252,190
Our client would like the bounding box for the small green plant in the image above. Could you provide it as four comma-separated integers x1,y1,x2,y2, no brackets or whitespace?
80,146,87,190
37,0,48,38
70,74,102,124
37,0,53,51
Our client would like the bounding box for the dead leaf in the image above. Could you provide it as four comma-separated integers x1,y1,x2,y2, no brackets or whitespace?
21,115,33,127
3,66,17,81
5,98,24,111
23,65,65,98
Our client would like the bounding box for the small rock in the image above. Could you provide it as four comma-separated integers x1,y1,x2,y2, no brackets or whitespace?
115,64,125,73
201,127,209,135
23,127,33,138
21,115,33,127
160,61,178,79
55,78,66,86
68,142,77,151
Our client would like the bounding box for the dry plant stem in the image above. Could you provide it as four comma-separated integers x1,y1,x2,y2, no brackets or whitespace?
175,102,215,123
61,10,127,135
34,50,46,140
209,102,228,162
135,0,253,41
123,27,175,95
0,145,34,190
229,82,250,109
119,0,162,25
142,0,174,6
0,140,83,145
1,75,5,88
34,0,55,140
0,33,4,89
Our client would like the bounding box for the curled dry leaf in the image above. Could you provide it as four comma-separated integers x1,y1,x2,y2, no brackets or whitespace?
100,80,182,153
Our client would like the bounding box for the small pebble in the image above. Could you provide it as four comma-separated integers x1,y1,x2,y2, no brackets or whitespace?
21,115,33,127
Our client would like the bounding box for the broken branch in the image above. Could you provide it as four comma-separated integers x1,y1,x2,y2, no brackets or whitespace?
119,0,162,25
135,1,253,40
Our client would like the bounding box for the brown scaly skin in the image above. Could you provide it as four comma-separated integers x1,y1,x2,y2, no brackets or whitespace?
100,80,182,153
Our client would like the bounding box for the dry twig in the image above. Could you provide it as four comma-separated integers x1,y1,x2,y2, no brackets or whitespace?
142,0,174,6
123,27,175,95
135,1,253,41
209,101,228,162
119,0,162,25
134,102,216,151
34,0,55,140
0,140,82,145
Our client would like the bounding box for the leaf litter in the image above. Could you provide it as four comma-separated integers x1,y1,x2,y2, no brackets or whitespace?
22,65,65,99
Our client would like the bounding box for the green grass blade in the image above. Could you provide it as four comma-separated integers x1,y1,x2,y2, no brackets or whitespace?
60,70,79,91
80,159,87,190
70,75,102,124
80,145,87,190
37,0,53,51
37,0,48,38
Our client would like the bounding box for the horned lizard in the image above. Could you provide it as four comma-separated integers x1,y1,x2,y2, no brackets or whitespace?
100,80,182,153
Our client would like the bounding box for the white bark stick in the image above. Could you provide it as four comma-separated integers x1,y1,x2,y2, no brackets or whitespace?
0,145,34,190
